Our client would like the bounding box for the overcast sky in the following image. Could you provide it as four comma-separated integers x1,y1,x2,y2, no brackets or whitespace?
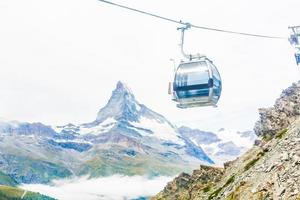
0,0,299,132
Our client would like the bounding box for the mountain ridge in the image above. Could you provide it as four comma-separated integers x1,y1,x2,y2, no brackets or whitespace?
0,81,214,184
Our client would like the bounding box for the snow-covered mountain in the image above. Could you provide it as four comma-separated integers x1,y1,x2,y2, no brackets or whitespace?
178,126,221,145
0,81,213,184
178,127,257,166
54,82,185,145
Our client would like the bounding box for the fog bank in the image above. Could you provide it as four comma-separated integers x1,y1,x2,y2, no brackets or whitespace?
21,175,173,200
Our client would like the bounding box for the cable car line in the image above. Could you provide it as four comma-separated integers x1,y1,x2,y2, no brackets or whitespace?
98,0,286,40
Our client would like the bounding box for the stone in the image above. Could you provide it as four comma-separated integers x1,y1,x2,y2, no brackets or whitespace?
292,155,300,165
281,152,289,161
277,187,286,196
265,164,276,172
254,139,262,146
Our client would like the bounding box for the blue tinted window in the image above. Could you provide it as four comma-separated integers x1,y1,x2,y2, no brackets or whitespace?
210,63,222,100
175,62,209,87
176,88,210,98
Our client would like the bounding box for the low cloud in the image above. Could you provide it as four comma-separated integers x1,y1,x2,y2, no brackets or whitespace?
21,175,173,200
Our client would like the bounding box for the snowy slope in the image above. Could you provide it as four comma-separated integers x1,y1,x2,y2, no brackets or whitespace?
53,81,213,165
179,127,257,165
53,81,190,146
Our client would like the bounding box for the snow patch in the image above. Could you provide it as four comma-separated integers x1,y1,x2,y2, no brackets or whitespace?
79,118,116,135
52,138,93,145
54,118,117,136
131,117,184,145
216,129,255,148
135,102,142,112
52,124,77,133
52,126,64,133
126,126,151,137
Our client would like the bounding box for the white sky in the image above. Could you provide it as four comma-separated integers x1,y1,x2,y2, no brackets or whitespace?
0,0,299,132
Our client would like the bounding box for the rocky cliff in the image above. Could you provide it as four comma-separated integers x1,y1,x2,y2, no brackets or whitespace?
153,81,300,200
254,81,300,139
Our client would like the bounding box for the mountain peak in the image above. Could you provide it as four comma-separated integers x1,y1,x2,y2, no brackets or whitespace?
116,81,130,91
112,81,135,99
95,81,141,123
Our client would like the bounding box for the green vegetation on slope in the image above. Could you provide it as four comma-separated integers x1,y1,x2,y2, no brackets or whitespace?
202,184,212,193
275,128,288,139
244,150,265,172
80,148,194,178
244,157,260,171
0,171,18,187
208,175,236,200
0,185,55,200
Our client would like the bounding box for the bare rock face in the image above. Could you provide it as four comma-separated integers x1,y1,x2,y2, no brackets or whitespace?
254,81,300,138
154,165,224,200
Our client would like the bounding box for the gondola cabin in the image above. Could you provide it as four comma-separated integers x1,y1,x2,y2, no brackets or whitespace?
295,53,300,65
169,57,222,108
289,26,300,65
289,26,300,46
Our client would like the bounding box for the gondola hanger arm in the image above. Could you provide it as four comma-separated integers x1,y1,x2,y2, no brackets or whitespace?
177,22,204,61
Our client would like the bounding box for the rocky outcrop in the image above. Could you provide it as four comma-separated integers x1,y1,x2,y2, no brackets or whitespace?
254,81,300,138
153,81,300,200
154,165,223,200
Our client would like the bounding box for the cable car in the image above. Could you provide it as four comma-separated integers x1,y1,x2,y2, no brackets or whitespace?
289,26,300,65
295,53,300,65
289,26,300,46
169,23,222,108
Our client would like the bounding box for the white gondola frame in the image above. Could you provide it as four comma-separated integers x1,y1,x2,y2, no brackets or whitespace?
170,57,221,108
